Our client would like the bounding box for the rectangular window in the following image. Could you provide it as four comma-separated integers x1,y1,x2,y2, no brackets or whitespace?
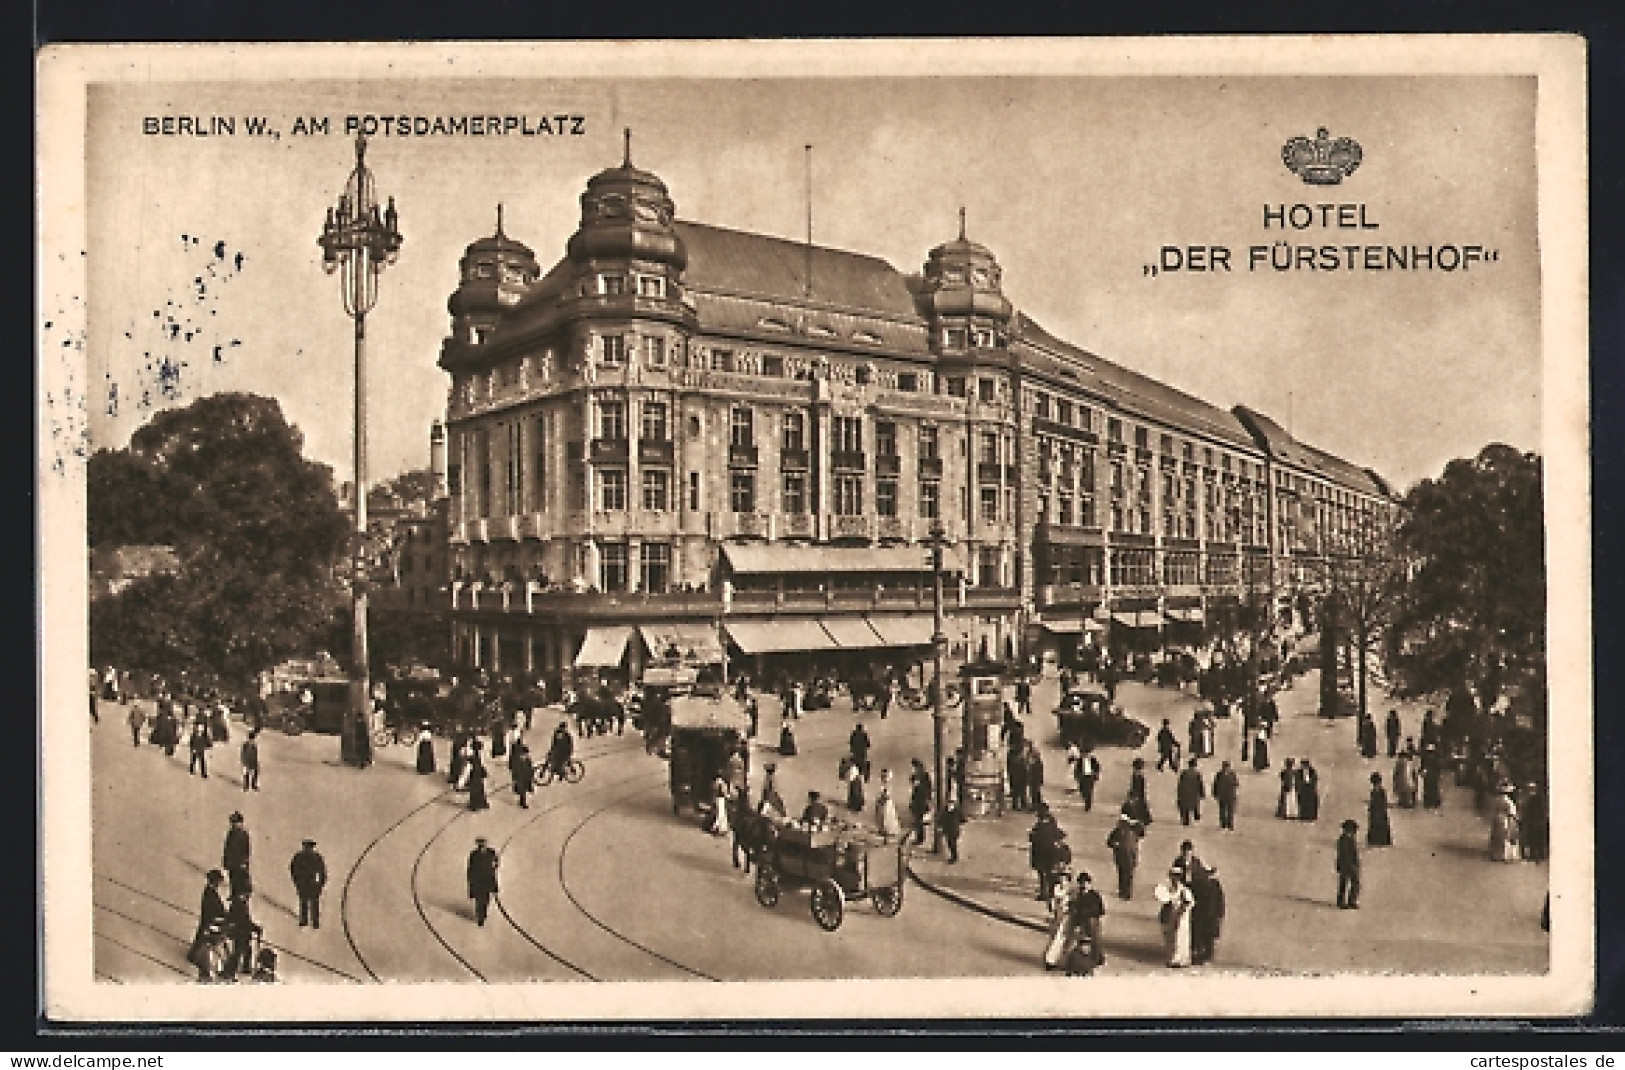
945,377,967,398
600,543,627,592
571,468,587,511
876,478,898,517
782,411,805,452
598,399,626,440
1056,399,1073,426
978,378,997,403
980,485,999,522
782,471,807,515
599,274,625,296
1111,461,1125,495
637,275,665,299
1134,426,1149,449
730,471,755,513
919,425,939,460
896,372,918,392
730,407,754,448
1108,417,1123,443
1059,492,1074,526
641,401,668,442
875,421,897,457
711,348,734,372
644,336,666,367
944,327,967,348
978,547,1001,588
688,471,700,512
601,335,626,366
980,430,999,465
919,480,940,520
640,542,670,594
1160,433,1174,455
599,469,627,511
1033,392,1051,420
834,474,864,516
835,416,863,453
641,469,669,512
973,328,994,348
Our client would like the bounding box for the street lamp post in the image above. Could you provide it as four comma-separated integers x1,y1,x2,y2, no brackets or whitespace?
318,133,403,764
927,522,949,853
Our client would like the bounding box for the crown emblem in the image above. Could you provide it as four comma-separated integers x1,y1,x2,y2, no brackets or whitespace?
1281,127,1362,185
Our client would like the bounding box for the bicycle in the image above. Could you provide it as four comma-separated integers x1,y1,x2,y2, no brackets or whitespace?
536,758,585,786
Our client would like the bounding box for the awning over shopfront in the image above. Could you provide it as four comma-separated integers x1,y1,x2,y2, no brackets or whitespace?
864,615,938,647
1041,618,1106,634
820,617,889,649
574,626,632,668
668,693,751,733
638,623,726,665
1165,607,1205,623
721,543,966,575
724,619,836,654
1111,611,1165,629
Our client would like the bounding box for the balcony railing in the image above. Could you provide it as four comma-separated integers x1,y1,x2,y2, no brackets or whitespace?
728,443,759,468
588,438,628,464
917,456,943,478
779,512,814,538
877,515,908,541
779,447,810,471
638,438,674,465
976,461,1003,483
830,513,873,540
831,450,866,472
875,453,901,476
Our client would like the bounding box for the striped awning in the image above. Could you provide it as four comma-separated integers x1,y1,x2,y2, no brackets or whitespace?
1165,607,1205,623
725,619,836,654
1111,611,1165,629
820,617,889,649
639,623,725,665
864,615,938,647
574,626,632,668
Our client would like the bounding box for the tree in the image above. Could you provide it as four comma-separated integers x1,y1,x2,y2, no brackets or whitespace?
88,392,350,687
371,468,437,512
1320,516,1401,721
1384,444,1544,724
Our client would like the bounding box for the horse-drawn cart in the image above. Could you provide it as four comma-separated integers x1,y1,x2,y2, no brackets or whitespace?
752,822,906,931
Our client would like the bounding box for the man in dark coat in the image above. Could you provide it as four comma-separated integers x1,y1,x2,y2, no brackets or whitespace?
1336,819,1362,909
190,869,228,981
1297,760,1321,821
1015,677,1033,717
511,744,535,809
801,790,831,826
1106,813,1142,899
849,722,873,782
1156,719,1180,772
1190,864,1227,965
222,812,251,889
1025,742,1046,813
1007,741,1029,812
1074,744,1100,812
466,837,500,926
240,730,260,792
1177,757,1206,825
1028,807,1065,900
939,800,963,863
1385,709,1403,758
188,720,212,778
1212,760,1240,830
288,839,327,929
1358,714,1379,759
222,890,262,981
908,760,933,846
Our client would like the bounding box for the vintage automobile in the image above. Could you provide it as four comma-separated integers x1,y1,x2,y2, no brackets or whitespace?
1054,687,1150,749
752,820,906,931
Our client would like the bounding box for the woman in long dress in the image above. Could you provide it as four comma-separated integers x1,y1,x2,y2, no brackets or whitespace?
845,761,866,812
1489,787,1520,862
1042,868,1076,970
1393,750,1418,808
466,743,489,811
707,777,732,836
1154,869,1196,968
1297,761,1320,822
415,725,436,775
874,769,903,840
1126,758,1153,827
1277,758,1299,819
1367,772,1393,846
1251,727,1271,771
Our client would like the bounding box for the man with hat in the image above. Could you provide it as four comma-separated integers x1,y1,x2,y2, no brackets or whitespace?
1106,811,1142,900
466,836,500,926
1067,869,1108,973
801,790,830,826
289,838,328,929
1028,805,1066,901
189,869,228,981
757,763,786,819
1336,818,1362,909
222,811,251,897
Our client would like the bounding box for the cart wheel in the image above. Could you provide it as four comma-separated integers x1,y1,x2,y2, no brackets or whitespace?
872,883,904,917
563,759,585,784
754,868,780,908
810,879,845,932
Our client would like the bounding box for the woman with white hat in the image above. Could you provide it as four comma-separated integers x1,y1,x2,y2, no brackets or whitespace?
1489,782,1521,863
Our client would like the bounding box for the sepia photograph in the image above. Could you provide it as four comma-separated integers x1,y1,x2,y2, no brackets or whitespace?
36,36,1590,1021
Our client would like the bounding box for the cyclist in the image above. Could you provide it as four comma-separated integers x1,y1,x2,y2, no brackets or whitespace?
547,721,576,781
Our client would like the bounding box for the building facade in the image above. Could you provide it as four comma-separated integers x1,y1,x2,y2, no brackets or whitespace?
435,148,1395,680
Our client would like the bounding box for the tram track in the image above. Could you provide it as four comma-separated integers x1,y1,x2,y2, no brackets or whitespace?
91,919,193,979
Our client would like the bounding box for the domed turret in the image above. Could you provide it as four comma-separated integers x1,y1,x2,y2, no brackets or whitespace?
565,129,687,270
447,205,540,320
922,208,1012,324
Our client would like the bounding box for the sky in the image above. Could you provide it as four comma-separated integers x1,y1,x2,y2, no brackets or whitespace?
81,72,1541,494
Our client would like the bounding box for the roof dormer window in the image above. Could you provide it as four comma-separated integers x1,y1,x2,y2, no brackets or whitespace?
599,274,626,296
944,327,967,349
637,275,666,298
972,328,994,348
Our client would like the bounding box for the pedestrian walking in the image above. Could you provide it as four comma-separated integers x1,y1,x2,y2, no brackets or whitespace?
940,800,963,863
466,741,490,812
157,703,179,756
1358,713,1379,759
707,776,733,836
1367,773,1392,847
1336,819,1362,908
1028,806,1065,900
778,720,799,757
1385,709,1402,758
874,768,903,840
908,759,933,846
1042,865,1075,970
1125,757,1153,827
1074,744,1100,812
1154,868,1196,967
1016,677,1032,717
1277,758,1299,819
1156,719,1180,772
1490,783,1521,862
1065,870,1107,974
730,789,757,872
416,724,436,774
1213,760,1240,830
1025,741,1046,813
127,703,145,748
239,730,260,792
844,759,865,812
1006,736,1029,812
1190,864,1226,966
466,837,500,926
848,722,872,782
188,869,228,982
1251,725,1271,771
511,744,534,809
288,839,327,929
1421,744,1444,809
188,719,212,778
449,731,469,790
746,696,759,738
1393,745,1419,808
1177,757,1206,825
758,763,787,820
1297,759,1321,822
222,811,251,888
1106,812,1141,900
222,890,262,981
